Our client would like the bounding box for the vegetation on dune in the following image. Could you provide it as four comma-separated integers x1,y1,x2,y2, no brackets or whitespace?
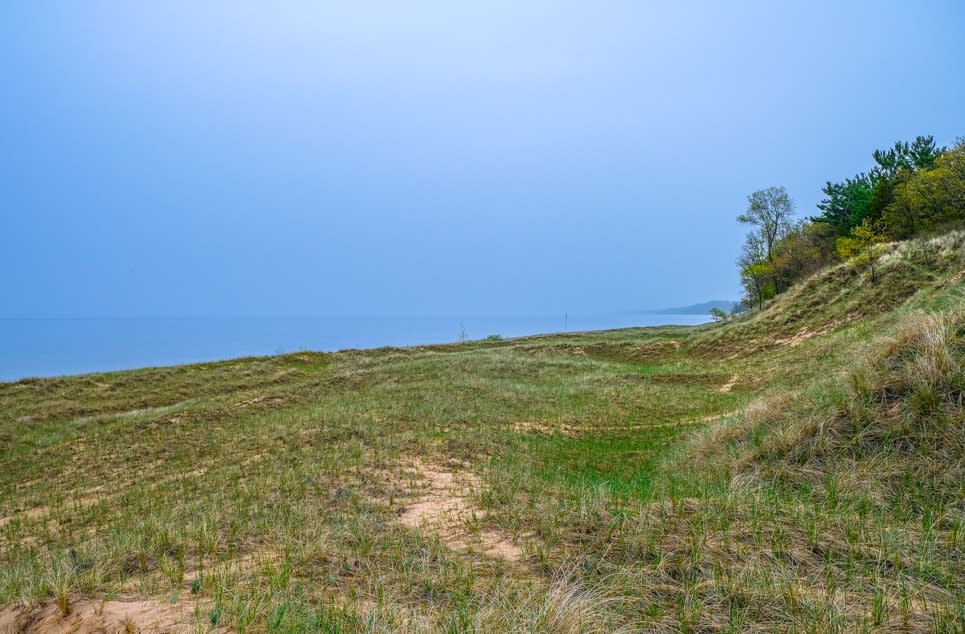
678,307,965,631
3,154,965,630
737,135,965,310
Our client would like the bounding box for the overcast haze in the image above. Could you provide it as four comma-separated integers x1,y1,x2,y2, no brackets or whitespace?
3,1,964,318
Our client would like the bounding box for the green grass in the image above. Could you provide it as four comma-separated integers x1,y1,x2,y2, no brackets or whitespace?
1,231,965,632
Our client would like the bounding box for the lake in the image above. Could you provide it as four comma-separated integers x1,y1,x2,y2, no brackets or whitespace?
0,313,710,382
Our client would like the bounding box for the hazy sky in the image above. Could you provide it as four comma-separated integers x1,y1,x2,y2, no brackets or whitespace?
3,1,964,317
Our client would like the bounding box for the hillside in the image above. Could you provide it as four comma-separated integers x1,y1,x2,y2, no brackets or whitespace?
1,231,964,632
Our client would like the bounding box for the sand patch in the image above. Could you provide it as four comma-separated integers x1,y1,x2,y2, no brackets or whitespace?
0,594,226,634
399,461,523,562
181,545,283,586
233,395,284,408
0,506,48,529
774,328,821,346
513,420,579,436
774,317,848,347
513,414,727,436
719,374,739,393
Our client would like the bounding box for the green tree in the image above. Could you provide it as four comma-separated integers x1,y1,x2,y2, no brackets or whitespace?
813,174,874,236
865,136,945,231
936,140,965,213
738,186,795,262
881,142,965,239
738,232,774,310
836,219,886,283
867,176,895,226
872,135,943,180
741,262,773,310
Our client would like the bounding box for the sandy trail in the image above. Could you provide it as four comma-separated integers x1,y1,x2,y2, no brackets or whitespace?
400,460,522,561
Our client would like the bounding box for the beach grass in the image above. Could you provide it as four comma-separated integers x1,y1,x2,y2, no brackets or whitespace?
2,232,965,632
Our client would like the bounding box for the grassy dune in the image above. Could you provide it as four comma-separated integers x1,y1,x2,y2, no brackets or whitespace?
2,232,965,632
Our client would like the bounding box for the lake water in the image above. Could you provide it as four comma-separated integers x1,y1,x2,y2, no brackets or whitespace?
0,313,709,382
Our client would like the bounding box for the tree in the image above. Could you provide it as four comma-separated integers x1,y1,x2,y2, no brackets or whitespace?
770,221,832,291
867,176,895,227
738,186,795,262
738,231,774,310
880,141,965,239
740,262,773,310
871,135,943,180
813,174,874,236
936,139,965,214
836,219,886,283
709,307,727,322
865,136,945,233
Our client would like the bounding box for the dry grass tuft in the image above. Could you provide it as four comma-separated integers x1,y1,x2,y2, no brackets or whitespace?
472,567,631,633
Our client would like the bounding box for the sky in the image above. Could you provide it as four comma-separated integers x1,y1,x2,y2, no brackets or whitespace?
2,1,964,318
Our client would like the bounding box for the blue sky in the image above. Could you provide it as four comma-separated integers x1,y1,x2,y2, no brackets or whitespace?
3,1,964,317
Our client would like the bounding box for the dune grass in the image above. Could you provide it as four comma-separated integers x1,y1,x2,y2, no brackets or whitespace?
2,232,965,632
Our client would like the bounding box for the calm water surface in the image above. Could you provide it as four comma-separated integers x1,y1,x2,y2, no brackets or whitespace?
0,313,709,382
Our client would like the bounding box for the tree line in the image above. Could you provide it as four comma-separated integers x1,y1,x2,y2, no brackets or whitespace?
737,135,965,309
